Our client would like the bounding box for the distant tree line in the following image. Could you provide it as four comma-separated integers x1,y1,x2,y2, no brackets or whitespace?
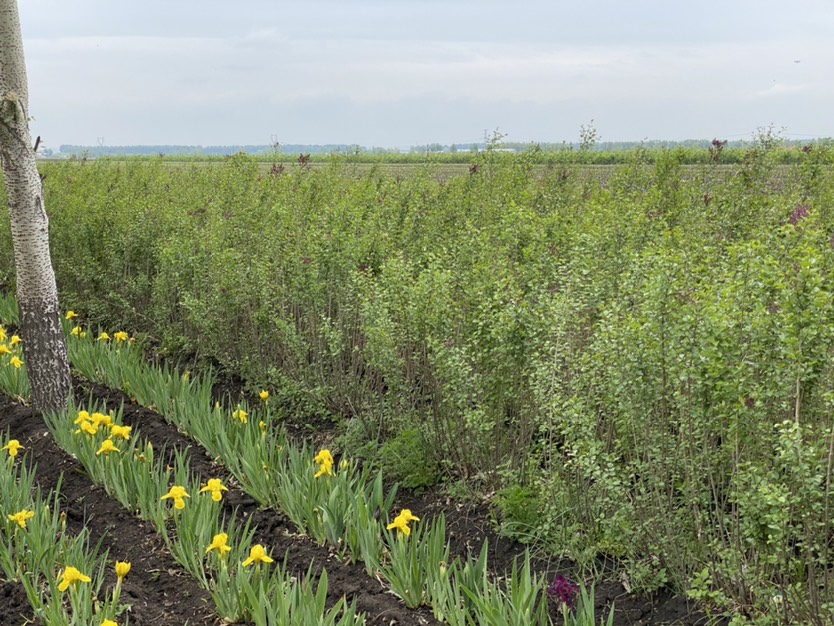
55,143,393,157
51,136,832,165
412,138,829,154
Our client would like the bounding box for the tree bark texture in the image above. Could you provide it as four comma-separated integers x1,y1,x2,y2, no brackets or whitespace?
0,0,71,412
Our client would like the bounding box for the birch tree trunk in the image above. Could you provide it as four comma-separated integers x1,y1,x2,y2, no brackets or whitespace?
0,0,71,412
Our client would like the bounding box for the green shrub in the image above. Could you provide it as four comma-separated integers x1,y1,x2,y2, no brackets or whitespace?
494,484,541,543
379,428,440,490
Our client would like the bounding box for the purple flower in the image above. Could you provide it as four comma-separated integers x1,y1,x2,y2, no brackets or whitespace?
789,204,810,226
547,575,579,608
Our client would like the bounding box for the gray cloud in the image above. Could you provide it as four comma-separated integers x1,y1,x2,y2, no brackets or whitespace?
18,1,834,147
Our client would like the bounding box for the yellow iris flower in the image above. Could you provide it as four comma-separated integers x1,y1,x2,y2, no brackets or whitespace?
115,560,131,581
199,478,228,502
79,421,98,436
1,439,23,458
161,485,190,510
206,532,232,556
109,424,132,440
387,509,420,537
9,356,22,369
58,566,91,592
96,440,120,456
242,544,273,566
314,449,334,478
7,509,34,529
91,412,113,428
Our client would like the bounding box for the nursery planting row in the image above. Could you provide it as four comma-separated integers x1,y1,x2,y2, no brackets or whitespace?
0,390,216,625
0,310,620,625
2,143,834,622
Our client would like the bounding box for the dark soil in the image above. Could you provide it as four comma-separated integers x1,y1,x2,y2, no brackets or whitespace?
0,377,721,625
0,580,34,625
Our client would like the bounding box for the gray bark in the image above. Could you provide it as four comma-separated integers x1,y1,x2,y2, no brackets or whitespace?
0,0,71,412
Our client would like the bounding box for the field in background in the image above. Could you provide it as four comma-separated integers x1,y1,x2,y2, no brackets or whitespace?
4,142,834,623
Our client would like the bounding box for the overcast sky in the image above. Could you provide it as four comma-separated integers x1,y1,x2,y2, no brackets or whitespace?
17,0,834,148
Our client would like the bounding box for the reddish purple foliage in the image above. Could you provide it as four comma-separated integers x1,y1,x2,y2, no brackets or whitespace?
789,204,810,226
709,139,728,163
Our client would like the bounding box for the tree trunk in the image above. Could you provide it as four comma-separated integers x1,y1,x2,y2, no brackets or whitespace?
0,0,71,412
